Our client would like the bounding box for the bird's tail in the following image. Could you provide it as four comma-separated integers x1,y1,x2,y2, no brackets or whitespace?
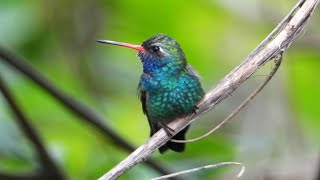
158,125,190,154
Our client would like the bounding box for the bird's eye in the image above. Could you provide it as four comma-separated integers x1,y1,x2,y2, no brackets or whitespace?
151,46,160,52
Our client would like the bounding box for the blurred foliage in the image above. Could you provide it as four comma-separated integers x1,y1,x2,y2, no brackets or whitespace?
0,0,319,179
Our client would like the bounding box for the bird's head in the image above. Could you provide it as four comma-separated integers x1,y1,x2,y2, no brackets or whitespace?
98,34,187,73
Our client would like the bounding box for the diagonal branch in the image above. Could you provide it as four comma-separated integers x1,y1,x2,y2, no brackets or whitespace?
0,46,135,151
171,52,283,144
98,0,320,179
0,47,175,176
0,75,65,180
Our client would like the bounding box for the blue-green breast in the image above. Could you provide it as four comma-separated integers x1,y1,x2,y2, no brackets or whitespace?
141,69,204,122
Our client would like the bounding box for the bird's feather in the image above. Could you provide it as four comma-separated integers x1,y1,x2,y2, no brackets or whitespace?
138,83,189,153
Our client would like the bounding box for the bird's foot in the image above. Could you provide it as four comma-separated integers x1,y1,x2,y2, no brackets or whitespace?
159,122,174,137
192,105,200,114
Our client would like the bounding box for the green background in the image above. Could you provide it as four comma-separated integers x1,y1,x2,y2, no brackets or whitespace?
0,0,319,179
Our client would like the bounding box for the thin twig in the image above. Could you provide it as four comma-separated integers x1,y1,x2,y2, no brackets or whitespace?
246,0,305,60
0,75,65,180
0,47,175,177
98,0,319,179
171,53,283,143
149,162,245,180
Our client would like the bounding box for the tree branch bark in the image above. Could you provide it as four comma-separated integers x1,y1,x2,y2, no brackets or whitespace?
0,75,65,180
0,44,175,177
98,0,320,179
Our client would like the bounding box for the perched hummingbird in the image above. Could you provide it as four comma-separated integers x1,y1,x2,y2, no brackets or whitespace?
98,34,205,153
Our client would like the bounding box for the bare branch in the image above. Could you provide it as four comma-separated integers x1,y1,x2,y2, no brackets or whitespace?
0,75,65,180
171,53,282,143
98,0,320,179
149,162,245,180
0,45,135,151
0,47,174,176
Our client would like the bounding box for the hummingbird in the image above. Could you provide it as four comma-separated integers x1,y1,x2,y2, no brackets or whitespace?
97,34,205,153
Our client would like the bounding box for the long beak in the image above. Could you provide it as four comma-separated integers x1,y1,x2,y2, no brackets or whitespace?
97,40,144,51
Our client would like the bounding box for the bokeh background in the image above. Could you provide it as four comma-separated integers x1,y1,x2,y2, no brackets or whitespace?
0,0,319,179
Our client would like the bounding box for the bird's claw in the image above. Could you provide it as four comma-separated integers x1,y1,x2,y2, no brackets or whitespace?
192,105,199,114
159,122,174,137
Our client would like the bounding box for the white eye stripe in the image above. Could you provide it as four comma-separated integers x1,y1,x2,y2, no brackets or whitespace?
159,47,164,52
159,47,170,56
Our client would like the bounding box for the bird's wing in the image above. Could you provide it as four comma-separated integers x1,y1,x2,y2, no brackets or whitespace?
137,83,157,136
